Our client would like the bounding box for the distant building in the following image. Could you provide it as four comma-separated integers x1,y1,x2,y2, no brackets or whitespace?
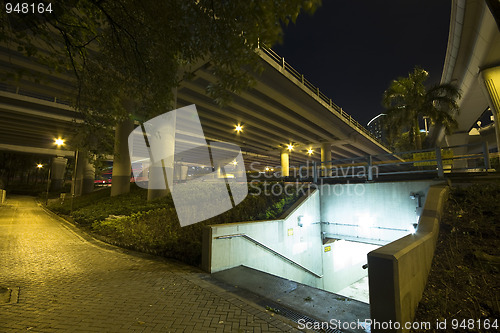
367,114,386,143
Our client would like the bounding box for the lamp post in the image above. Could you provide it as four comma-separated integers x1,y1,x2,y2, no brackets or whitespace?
37,163,44,199
70,150,79,214
423,116,429,135
44,161,52,205
45,138,65,205
36,163,43,185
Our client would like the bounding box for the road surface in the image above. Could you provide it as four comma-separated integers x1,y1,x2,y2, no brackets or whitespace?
0,196,299,332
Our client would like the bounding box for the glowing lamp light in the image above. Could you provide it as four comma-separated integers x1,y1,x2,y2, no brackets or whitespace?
357,213,374,238
287,144,294,151
54,138,65,147
232,160,238,166
37,163,43,169
265,167,270,171
307,148,314,155
235,124,243,133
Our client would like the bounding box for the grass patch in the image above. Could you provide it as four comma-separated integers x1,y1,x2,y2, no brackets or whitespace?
412,183,500,332
48,182,304,265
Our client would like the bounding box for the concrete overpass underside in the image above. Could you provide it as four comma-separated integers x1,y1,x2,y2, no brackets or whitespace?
0,43,391,174
435,0,500,158
0,89,77,158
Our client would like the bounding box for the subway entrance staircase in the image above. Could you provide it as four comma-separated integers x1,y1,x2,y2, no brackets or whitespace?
212,265,370,333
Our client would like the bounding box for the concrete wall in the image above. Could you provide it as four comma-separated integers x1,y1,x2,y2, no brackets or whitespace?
320,181,441,243
202,189,323,288
367,184,449,333
322,240,378,293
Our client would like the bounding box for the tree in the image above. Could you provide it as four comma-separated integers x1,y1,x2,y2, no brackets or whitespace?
2,0,321,125
382,67,461,151
1,0,321,195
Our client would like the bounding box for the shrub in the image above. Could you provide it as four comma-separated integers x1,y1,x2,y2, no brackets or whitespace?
413,183,500,330
65,181,303,265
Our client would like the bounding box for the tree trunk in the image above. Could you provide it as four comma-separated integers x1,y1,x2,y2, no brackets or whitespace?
414,119,422,150
111,119,134,197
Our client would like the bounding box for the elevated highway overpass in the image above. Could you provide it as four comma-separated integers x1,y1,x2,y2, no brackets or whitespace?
0,42,391,185
433,0,500,160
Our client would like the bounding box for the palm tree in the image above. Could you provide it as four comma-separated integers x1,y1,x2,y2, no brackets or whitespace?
382,67,461,150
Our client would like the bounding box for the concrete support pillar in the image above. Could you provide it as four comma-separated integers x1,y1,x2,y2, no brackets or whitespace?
235,163,244,180
181,166,188,180
493,106,500,159
214,164,222,179
49,157,67,191
480,66,500,163
147,164,171,200
321,143,332,176
146,118,175,201
82,159,95,195
174,163,182,182
280,150,290,177
174,163,189,181
111,119,134,196
72,152,83,197
147,87,177,201
73,153,95,196
445,132,469,169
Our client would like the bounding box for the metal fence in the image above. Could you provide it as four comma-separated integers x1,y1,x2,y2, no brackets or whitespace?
0,82,72,106
258,43,386,147
293,142,495,183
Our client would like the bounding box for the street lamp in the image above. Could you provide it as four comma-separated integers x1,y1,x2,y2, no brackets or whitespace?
54,138,65,146
45,138,65,205
35,163,43,186
423,116,429,135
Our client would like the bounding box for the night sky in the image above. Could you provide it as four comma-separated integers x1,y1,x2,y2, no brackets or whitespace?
273,0,451,126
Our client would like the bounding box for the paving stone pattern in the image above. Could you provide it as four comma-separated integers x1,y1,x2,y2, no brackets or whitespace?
0,196,303,332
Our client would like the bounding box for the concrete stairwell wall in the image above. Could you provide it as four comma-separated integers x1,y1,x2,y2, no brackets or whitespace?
320,181,441,243
367,184,449,333
202,189,324,289
202,181,445,304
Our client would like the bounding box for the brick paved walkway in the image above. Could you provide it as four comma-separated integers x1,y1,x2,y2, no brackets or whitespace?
0,196,302,332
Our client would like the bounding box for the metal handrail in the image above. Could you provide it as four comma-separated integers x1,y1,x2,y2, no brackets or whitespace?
258,44,387,147
215,233,323,278
0,82,72,106
308,141,492,182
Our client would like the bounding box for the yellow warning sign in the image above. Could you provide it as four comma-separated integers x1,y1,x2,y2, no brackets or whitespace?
413,149,453,166
324,246,331,252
